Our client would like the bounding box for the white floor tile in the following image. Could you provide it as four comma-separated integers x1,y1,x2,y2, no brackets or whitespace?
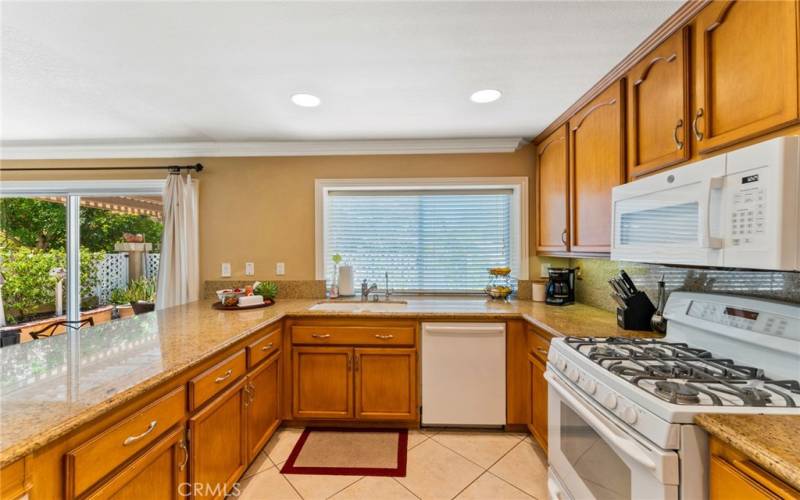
489,440,548,499
330,476,419,500
455,472,534,499
395,438,483,500
432,430,520,468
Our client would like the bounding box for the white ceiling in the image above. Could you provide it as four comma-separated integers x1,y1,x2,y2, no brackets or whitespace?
1,1,681,155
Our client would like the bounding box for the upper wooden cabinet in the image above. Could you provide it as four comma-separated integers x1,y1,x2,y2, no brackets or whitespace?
692,0,799,153
535,125,570,253
627,27,690,179
568,81,626,253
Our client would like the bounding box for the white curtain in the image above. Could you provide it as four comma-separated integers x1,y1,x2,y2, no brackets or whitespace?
156,173,199,309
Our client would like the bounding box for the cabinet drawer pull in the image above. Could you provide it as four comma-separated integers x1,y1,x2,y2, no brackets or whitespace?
123,420,157,446
261,343,274,351
214,369,233,383
537,348,549,356
179,439,188,471
375,334,394,340
692,108,704,141
673,118,684,150
311,333,331,339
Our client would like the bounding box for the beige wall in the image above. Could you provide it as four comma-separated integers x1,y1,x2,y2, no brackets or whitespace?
1,145,560,285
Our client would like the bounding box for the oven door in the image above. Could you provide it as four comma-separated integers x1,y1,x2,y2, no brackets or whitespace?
546,371,679,500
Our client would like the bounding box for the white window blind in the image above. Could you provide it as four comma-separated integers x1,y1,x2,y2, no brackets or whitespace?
325,189,515,292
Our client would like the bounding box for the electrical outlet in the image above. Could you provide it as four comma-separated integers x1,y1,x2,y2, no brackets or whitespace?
221,262,231,277
245,262,255,276
276,262,285,275
540,263,551,278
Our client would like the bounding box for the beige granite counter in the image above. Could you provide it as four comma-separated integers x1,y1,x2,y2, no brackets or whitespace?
0,296,657,467
696,414,800,490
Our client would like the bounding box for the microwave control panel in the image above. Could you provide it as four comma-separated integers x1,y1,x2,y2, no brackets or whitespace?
726,166,768,248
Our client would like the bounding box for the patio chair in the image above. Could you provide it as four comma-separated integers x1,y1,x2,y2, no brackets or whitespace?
28,318,95,340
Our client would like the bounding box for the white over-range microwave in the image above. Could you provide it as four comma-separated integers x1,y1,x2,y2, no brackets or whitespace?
611,136,800,270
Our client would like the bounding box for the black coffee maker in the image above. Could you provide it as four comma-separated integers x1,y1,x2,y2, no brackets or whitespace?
545,268,575,306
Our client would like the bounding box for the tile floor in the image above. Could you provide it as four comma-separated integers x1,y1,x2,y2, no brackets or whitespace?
235,427,549,500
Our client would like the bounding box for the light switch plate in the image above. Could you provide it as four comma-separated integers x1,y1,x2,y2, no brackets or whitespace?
221,262,232,277
540,263,551,278
276,262,285,275
245,262,255,276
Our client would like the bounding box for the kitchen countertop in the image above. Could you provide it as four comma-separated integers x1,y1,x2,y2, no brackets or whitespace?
695,414,800,490
0,296,658,467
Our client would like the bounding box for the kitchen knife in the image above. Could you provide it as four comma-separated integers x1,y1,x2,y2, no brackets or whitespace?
610,293,628,309
609,279,629,299
619,270,638,294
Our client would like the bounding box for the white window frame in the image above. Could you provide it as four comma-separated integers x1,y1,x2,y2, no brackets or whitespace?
315,177,529,283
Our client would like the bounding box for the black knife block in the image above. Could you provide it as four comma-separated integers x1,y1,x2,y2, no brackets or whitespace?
616,291,656,331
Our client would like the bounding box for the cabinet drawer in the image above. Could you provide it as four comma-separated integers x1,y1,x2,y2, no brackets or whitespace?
527,327,552,362
66,386,186,498
292,326,415,346
189,350,246,410
247,326,282,368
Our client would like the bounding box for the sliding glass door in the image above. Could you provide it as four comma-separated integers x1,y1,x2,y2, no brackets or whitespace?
0,180,164,346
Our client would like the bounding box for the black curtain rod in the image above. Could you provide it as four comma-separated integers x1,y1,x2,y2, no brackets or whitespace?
2,163,203,173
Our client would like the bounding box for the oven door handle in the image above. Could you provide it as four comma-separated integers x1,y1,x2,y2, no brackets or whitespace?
545,371,657,473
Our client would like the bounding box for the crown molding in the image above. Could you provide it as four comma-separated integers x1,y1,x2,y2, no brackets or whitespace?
0,137,526,160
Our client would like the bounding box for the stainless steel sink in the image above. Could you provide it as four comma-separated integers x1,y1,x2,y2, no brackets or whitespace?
309,300,408,312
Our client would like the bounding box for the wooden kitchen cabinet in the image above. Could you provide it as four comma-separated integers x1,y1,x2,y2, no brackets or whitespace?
245,352,281,463
569,81,626,253
536,124,570,253
292,346,354,419
627,27,690,179
708,436,799,500
526,326,551,452
354,348,417,420
692,0,799,154
86,427,187,500
188,378,248,500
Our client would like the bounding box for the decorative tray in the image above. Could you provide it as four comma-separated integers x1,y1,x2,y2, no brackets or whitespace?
212,299,275,310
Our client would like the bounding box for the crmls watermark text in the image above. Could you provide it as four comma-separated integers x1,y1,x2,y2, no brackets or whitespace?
178,482,242,497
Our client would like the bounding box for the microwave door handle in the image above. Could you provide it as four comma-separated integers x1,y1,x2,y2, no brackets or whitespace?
702,176,724,249
545,371,658,473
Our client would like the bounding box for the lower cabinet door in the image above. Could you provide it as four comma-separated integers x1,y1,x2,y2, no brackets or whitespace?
188,379,247,500
529,354,548,452
86,426,188,500
709,456,777,500
293,347,354,419
245,352,281,462
354,348,417,420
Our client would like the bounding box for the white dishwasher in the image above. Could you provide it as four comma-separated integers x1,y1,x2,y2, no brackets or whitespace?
421,322,506,427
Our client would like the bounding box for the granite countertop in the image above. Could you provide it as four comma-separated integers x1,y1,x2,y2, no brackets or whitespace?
695,414,800,490
0,296,656,467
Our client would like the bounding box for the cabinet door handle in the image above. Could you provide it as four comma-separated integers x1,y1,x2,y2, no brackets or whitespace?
179,439,189,471
249,382,256,403
123,420,157,446
214,369,233,383
561,229,567,244
311,333,331,339
243,384,252,407
375,334,394,340
261,343,274,351
354,355,360,371
347,354,352,371
673,118,684,150
692,108,704,141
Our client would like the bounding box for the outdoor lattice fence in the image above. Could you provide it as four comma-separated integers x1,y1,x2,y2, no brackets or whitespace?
93,253,160,304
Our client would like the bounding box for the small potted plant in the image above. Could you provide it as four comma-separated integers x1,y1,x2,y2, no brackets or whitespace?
110,287,134,319
128,277,157,315
254,281,278,303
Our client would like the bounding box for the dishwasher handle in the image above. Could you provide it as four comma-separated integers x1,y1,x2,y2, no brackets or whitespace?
423,324,505,336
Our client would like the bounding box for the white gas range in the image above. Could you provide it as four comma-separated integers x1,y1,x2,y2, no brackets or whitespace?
545,292,800,500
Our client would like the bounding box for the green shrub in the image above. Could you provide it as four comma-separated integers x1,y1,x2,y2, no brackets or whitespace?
0,246,104,324
109,287,130,305
127,277,156,303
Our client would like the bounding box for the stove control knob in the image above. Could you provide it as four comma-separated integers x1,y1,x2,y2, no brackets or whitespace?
556,358,567,371
603,394,618,409
622,406,638,424
567,368,580,382
582,379,597,394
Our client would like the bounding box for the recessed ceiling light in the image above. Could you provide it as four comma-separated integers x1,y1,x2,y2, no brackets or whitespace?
470,89,502,103
291,93,321,107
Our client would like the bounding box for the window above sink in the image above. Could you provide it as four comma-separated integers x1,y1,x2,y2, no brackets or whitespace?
315,177,529,294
